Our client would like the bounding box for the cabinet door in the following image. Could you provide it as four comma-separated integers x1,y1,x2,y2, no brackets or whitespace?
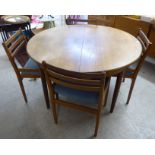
114,16,150,36
88,15,115,26
97,15,115,26
88,15,98,25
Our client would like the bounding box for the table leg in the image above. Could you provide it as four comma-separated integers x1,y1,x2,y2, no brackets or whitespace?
40,68,50,109
110,72,123,113
104,77,111,107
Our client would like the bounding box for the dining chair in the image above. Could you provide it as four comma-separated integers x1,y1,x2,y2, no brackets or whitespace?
2,29,48,106
42,61,109,137
0,22,34,42
111,28,152,109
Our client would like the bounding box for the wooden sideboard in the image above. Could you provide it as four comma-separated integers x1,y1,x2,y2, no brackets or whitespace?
88,15,155,58
148,25,155,58
88,15,115,26
114,16,150,36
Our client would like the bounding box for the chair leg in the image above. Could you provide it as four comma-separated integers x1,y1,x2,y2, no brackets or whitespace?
94,113,101,137
55,93,59,100
18,78,27,103
51,102,58,124
126,78,136,105
122,77,125,82
40,69,50,109
94,102,105,137
122,71,125,82
94,83,109,137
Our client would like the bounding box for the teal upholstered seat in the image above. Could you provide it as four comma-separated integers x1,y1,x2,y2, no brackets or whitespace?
54,84,99,107
42,60,107,136
125,71,134,76
128,61,139,70
22,58,40,76
125,61,139,76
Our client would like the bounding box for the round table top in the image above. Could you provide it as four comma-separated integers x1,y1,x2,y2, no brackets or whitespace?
2,15,30,24
27,25,142,74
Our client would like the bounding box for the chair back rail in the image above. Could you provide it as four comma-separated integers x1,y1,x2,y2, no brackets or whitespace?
42,61,106,92
138,28,151,50
7,30,27,44
2,29,40,78
134,28,152,76
3,28,27,60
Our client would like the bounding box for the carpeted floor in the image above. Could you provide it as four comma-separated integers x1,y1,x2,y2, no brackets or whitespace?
0,31,155,139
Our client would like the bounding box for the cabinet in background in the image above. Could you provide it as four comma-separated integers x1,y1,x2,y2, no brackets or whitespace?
88,15,115,26
88,15,155,58
114,16,150,36
148,26,155,58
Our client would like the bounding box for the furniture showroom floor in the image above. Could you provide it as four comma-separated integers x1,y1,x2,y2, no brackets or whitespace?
0,37,155,139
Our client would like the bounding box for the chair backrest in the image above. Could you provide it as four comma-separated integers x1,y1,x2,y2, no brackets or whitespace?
42,61,106,93
2,29,29,74
1,22,33,42
134,28,152,75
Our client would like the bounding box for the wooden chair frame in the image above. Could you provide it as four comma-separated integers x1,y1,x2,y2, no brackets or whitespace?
2,29,49,107
110,28,152,112
124,28,152,104
42,61,109,137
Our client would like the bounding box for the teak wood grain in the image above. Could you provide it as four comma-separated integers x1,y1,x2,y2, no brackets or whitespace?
27,25,142,76
2,29,50,109
27,25,142,113
109,29,152,113
42,61,109,137
123,29,152,105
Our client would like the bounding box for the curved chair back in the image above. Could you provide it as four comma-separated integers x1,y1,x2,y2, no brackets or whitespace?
2,28,42,104
42,61,106,92
2,29,28,70
134,28,152,75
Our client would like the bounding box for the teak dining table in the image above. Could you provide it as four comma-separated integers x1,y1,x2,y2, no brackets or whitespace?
27,25,142,112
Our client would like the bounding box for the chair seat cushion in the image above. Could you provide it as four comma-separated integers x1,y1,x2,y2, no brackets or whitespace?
22,58,40,76
125,71,134,76
125,61,139,76
54,85,99,107
128,61,139,70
